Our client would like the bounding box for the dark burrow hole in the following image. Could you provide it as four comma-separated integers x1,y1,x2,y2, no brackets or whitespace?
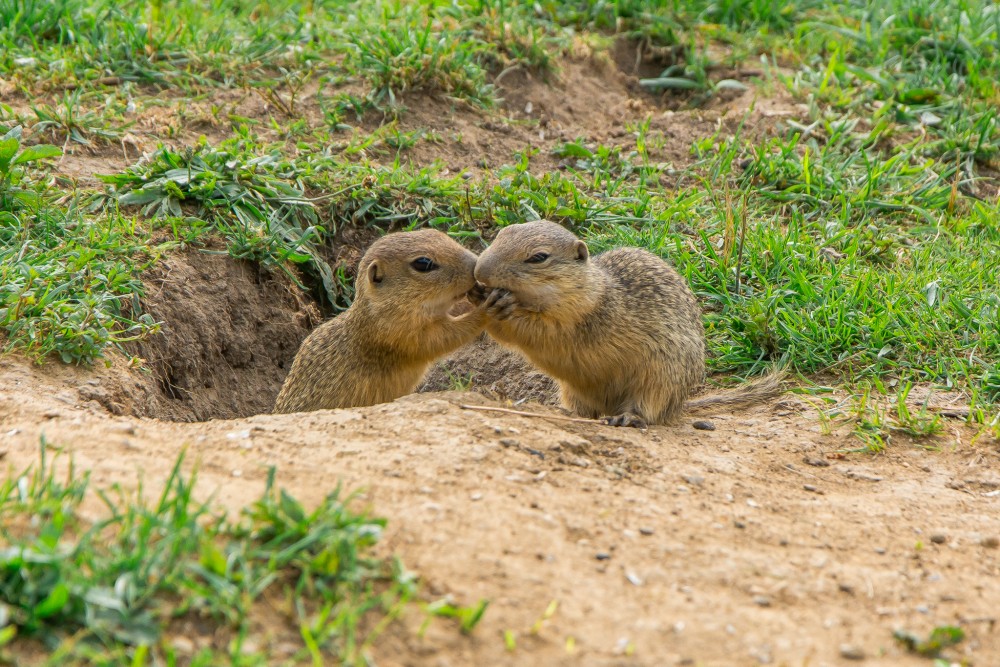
111,250,322,422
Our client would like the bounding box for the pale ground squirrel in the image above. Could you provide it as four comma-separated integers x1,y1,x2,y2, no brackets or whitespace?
474,220,782,427
273,229,486,413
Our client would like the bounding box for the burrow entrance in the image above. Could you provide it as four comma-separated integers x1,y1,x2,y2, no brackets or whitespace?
83,250,322,422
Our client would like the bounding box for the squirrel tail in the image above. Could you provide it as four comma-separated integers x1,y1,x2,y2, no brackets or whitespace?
684,368,786,415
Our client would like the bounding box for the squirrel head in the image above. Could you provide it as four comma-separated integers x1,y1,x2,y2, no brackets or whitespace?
475,220,591,312
357,229,478,317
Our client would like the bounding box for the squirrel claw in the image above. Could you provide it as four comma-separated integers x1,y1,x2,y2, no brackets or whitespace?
601,413,648,430
485,288,517,320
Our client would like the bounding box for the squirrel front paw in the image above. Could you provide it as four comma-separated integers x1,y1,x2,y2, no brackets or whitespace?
485,288,517,320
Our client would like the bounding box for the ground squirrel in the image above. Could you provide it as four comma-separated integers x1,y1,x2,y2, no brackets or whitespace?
273,229,486,413
474,220,781,427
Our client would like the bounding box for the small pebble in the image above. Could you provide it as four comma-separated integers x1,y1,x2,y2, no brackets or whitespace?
692,420,716,431
625,570,644,586
803,456,830,467
682,474,705,487
499,438,519,447
980,536,999,549
470,492,483,501
844,470,883,482
595,552,611,561
930,534,947,544
874,546,887,554
839,644,865,661
639,527,654,536
559,454,590,468
803,484,824,494
753,595,771,607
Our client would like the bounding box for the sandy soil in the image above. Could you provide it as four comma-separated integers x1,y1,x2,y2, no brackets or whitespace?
1,354,998,666
2,45,999,665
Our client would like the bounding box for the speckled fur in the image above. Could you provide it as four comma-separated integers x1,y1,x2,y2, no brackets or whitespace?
474,220,705,425
273,230,486,413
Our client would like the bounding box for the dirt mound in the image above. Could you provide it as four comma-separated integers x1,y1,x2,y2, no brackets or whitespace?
420,335,558,405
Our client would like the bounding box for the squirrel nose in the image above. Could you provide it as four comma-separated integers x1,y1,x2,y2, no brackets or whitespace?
473,256,493,286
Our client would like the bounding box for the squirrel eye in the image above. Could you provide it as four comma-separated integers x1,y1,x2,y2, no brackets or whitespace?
525,252,549,264
411,257,437,272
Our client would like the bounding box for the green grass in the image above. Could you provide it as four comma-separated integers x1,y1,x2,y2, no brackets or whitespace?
0,441,485,665
98,135,342,307
0,126,157,363
0,0,329,89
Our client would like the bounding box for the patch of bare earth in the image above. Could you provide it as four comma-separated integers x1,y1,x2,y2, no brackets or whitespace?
1,355,999,666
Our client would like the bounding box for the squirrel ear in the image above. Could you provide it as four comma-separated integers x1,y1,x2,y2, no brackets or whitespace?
367,260,383,285
574,240,589,261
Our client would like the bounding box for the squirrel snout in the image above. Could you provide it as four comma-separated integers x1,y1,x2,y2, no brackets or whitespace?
473,257,493,286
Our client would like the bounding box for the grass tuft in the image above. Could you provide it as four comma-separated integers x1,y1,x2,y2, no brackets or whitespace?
0,126,156,363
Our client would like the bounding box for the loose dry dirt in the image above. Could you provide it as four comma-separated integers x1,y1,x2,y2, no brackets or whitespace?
2,355,999,667
2,47,999,666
